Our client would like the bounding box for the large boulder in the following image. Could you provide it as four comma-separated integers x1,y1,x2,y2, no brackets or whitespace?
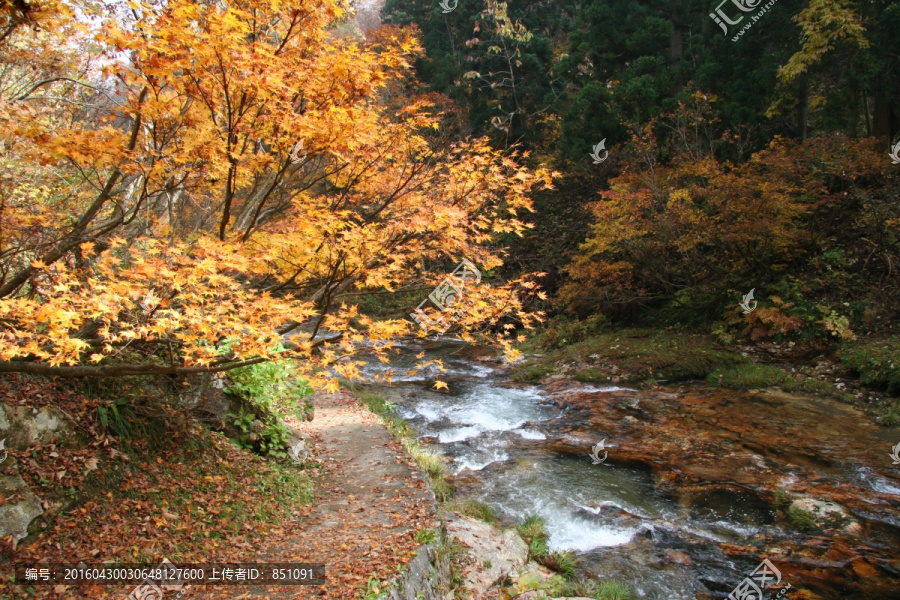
1,403,71,450
0,461,43,541
445,514,553,599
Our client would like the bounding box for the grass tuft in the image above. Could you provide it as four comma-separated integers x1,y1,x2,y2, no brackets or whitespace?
787,506,817,532
445,500,497,525
550,577,633,600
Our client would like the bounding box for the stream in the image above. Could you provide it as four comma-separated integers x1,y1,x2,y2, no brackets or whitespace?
354,337,900,599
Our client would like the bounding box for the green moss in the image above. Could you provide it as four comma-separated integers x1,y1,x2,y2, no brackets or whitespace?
513,363,556,383
707,363,792,389
519,314,611,352
878,401,900,426
515,328,747,385
572,367,609,382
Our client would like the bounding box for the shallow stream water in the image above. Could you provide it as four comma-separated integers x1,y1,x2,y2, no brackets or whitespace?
354,337,900,599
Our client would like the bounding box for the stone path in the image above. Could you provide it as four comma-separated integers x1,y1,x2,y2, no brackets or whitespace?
203,388,439,599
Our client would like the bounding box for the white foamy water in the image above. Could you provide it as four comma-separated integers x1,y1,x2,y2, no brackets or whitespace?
438,426,482,443
514,428,546,440
412,385,557,443
549,517,640,551
455,449,511,472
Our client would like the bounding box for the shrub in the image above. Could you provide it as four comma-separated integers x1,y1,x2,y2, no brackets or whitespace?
223,348,313,458
840,336,900,396
226,352,314,421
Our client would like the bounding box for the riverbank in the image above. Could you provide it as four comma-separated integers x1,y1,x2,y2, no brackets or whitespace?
513,325,900,425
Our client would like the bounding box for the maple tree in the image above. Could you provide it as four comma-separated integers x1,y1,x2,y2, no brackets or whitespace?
0,0,553,381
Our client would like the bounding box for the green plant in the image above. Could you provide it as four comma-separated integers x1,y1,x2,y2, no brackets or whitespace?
774,490,792,511
95,398,137,437
227,408,292,458
878,401,900,426
541,550,578,578
787,506,817,532
415,528,437,544
516,515,550,561
594,581,633,600
433,535,468,599
226,350,313,420
841,336,900,396
358,576,392,600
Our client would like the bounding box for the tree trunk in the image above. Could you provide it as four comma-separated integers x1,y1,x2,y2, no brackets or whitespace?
669,0,683,62
873,94,897,148
797,74,809,141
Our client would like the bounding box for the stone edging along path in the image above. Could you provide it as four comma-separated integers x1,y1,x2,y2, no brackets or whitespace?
200,388,440,599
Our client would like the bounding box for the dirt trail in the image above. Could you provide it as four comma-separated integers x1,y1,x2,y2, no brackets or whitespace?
205,389,439,599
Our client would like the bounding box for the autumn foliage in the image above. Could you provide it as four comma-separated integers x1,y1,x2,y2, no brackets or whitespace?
0,0,552,379
562,93,899,337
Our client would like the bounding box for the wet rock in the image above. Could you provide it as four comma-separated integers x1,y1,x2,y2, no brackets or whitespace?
538,380,900,598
